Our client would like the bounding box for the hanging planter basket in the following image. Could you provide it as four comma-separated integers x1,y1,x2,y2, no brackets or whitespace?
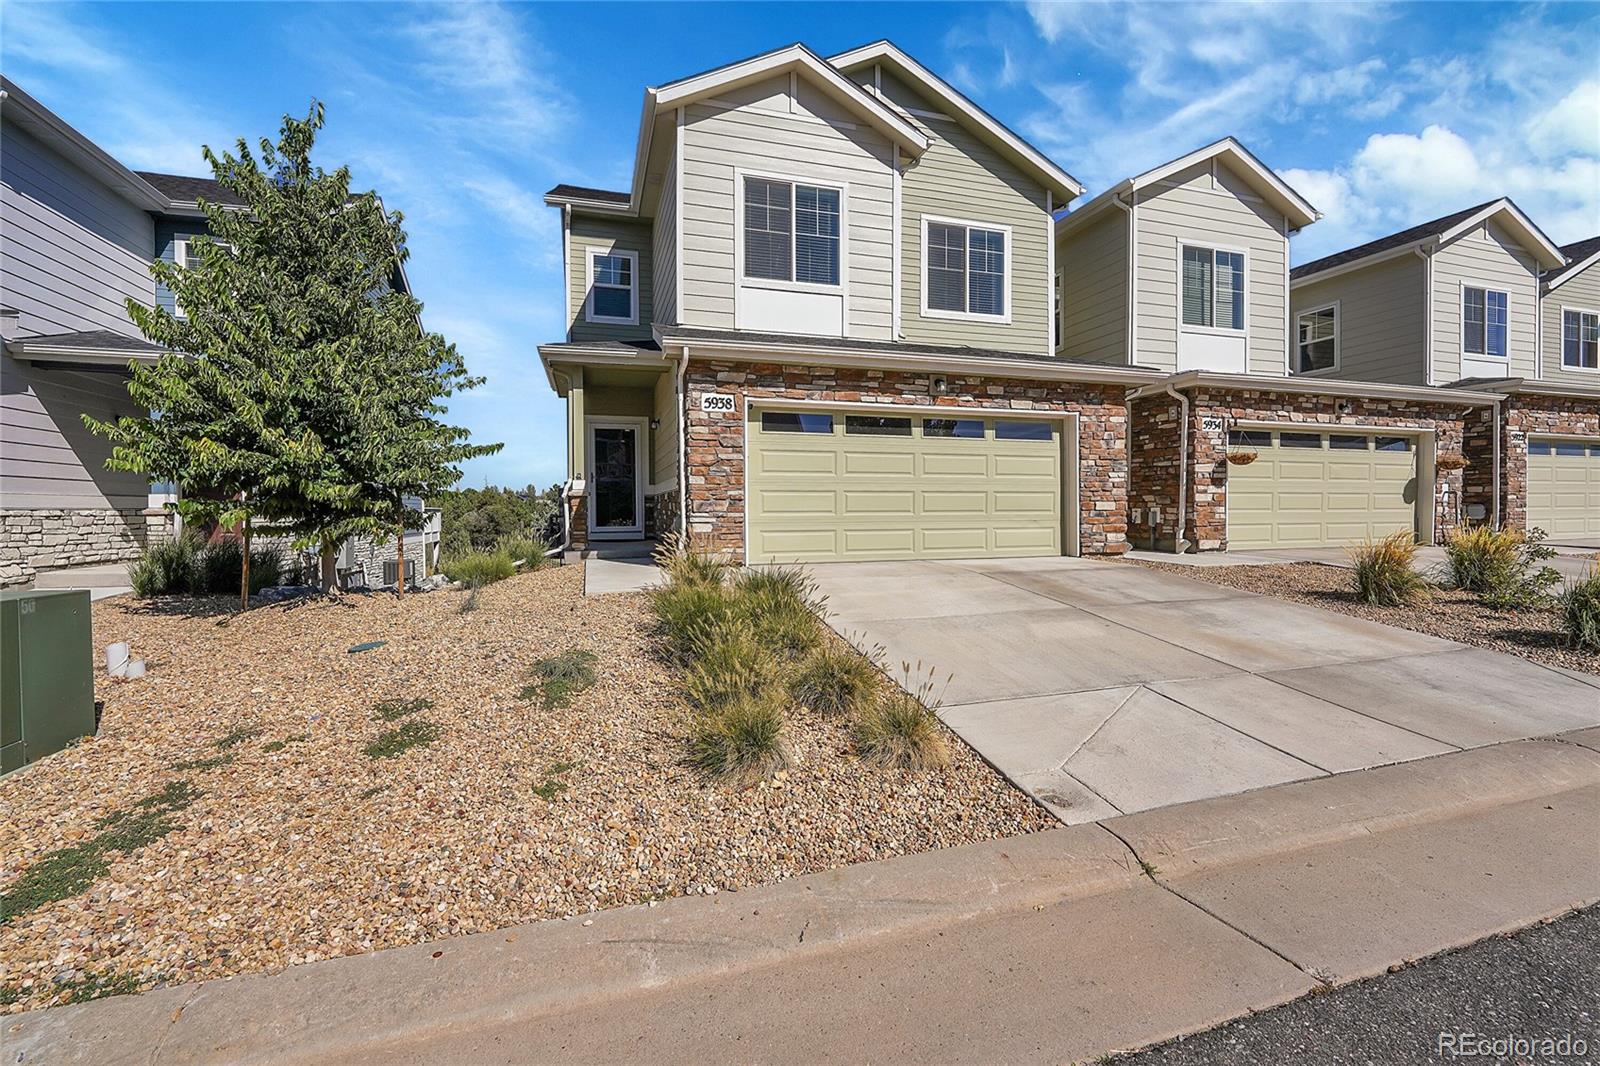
1435,453,1469,471
1225,450,1259,466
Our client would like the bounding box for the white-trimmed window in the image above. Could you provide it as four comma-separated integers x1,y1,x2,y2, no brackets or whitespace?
1295,304,1338,373
1561,308,1599,370
586,250,638,325
922,216,1010,321
171,235,201,318
1181,245,1245,331
742,176,841,287
1462,286,1508,357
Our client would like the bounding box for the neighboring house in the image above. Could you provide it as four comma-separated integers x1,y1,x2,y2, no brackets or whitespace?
1290,203,1599,543
1,78,443,587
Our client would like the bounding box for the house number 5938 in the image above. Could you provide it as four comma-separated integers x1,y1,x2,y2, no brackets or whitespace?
700,394,735,414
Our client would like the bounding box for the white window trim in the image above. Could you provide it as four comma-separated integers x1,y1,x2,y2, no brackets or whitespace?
919,214,1013,324
1293,301,1340,376
732,166,849,298
171,234,200,319
1176,241,1248,338
1459,280,1510,359
1559,305,1600,373
584,248,640,326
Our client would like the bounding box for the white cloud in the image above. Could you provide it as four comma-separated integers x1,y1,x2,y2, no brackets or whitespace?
1352,125,1482,205
1527,80,1600,161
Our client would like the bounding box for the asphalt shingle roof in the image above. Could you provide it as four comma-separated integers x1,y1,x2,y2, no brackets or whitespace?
12,329,164,354
1547,235,1600,286
1291,200,1499,282
546,184,630,205
135,171,247,207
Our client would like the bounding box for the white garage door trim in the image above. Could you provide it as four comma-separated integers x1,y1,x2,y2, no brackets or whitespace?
1221,420,1438,549
741,397,1081,562
1526,434,1600,539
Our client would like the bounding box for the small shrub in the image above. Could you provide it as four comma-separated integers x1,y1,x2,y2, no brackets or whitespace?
1444,526,1521,593
686,695,791,786
522,650,598,709
853,691,950,770
365,720,443,759
372,697,434,721
1560,568,1600,651
682,620,784,713
194,538,284,595
215,724,264,749
791,642,879,716
532,760,581,800
127,536,199,597
497,536,550,570
1347,532,1431,607
442,550,517,589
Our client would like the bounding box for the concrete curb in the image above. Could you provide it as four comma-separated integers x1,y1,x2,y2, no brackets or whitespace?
7,824,1144,1065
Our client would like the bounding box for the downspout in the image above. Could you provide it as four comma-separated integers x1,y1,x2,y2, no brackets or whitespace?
1417,246,1434,385
1534,268,1544,380
1112,194,1136,365
676,344,690,542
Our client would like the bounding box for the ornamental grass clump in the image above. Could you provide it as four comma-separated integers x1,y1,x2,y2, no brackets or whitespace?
496,536,549,570
522,649,598,709
851,665,950,771
1560,567,1600,652
733,567,824,660
1445,526,1561,610
128,536,199,598
686,694,791,787
791,641,880,716
1347,532,1431,607
442,550,517,589
682,620,785,714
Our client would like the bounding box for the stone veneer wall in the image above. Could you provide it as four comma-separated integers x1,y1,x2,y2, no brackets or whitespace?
682,360,1130,560
0,508,172,587
1130,387,1487,551
644,488,680,540
1476,392,1600,534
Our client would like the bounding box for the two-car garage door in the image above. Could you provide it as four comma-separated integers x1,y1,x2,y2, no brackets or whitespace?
1526,438,1600,540
746,407,1068,563
1226,429,1418,550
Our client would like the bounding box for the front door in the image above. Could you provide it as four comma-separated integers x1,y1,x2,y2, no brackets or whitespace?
586,420,644,538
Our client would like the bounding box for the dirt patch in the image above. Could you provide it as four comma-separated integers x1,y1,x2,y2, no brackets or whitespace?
1128,559,1600,677
0,565,1048,1012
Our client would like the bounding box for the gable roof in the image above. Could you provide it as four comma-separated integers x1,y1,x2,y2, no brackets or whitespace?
1545,235,1600,290
1292,197,1566,284
136,171,247,209
615,42,932,216
1,77,168,213
543,183,632,212
1056,137,1318,239
827,39,1083,203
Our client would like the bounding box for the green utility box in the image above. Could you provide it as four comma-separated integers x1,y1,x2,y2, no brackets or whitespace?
1,588,96,774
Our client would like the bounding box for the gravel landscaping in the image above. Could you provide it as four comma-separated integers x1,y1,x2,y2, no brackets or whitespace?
0,565,1048,1013
1130,559,1600,676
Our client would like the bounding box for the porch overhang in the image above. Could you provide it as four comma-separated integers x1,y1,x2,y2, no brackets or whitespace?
1448,377,1600,402
537,340,670,394
4,330,166,369
1142,370,1507,406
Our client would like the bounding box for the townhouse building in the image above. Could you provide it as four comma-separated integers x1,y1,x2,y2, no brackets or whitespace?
542,41,1597,563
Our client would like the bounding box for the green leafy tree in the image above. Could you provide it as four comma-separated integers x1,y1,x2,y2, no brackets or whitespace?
86,102,498,597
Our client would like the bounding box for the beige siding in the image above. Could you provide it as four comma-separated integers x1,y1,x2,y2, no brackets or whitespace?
1290,253,1428,385
651,369,678,490
652,147,678,327
679,74,895,338
1132,160,1289,374
1056,207,1127,364
875,72,1052,353
1543,259,1600,384
0,352,147,510
567,216,654,343
1430,219,1539,382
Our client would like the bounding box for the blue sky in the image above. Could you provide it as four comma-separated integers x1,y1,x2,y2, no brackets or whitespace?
5,1,1597,489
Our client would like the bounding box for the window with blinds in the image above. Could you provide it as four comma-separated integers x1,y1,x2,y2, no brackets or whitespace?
1296,305,1337,372
743,176,840,286
1181,245,1243,330
1562,309,1599,370
1463,287,1508,357
926,220,1006,317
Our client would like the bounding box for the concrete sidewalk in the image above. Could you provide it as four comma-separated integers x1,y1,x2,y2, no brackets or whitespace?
1126,544,1598,579
13,733,1600,1065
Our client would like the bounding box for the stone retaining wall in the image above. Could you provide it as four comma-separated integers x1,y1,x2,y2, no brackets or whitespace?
683,360,1130,560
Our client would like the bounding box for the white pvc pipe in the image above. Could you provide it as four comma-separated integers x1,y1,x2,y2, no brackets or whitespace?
106,642,130,676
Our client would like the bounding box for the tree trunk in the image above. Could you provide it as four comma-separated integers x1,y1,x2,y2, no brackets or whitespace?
395,525,406,597
320,544,338,593
240,517,252,611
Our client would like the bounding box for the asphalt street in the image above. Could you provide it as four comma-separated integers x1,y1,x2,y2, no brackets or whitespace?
1115,905,1599,1065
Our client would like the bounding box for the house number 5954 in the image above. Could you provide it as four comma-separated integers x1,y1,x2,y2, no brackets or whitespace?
700,394,735,414
1200,416,1227,433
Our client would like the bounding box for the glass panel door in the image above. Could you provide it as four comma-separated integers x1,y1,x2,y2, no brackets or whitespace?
590,426,639,531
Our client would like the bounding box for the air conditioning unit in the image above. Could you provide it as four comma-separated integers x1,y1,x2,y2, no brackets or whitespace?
383,559,417,586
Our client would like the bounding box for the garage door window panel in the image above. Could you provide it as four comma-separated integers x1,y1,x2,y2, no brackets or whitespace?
1376,437,1412,452
1279,432,1324,449
761,411,835,434
1328,435,1371,450
846,415,913,436
995,420,1052,441
923,418,985,439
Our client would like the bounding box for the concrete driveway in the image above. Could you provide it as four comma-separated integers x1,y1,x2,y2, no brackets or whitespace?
808,557,1600,824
